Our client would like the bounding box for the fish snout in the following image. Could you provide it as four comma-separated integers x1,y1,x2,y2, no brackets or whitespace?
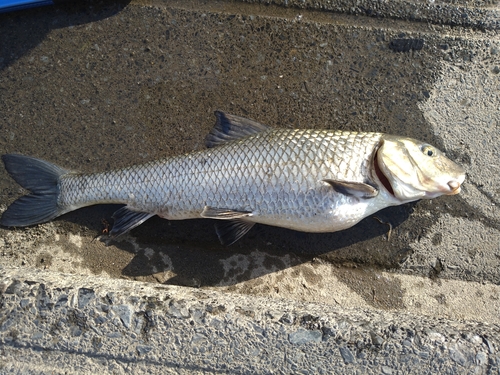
447,180,462,195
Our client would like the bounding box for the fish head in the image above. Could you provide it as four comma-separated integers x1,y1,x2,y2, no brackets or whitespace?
376,135,466,202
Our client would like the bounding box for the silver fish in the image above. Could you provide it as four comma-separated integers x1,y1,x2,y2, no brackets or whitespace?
1,112,465,245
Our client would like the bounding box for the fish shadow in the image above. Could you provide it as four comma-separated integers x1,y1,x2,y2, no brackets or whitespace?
0,0,131,71
87,202,417,287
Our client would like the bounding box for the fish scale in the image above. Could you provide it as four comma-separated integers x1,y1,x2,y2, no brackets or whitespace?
0,111,466,245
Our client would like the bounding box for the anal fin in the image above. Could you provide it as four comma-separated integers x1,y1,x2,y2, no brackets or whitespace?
110,206,154,237
323,179,378,199
214,220,255,246
200,206,255,245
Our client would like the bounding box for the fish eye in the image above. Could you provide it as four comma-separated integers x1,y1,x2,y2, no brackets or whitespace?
421,145,435,157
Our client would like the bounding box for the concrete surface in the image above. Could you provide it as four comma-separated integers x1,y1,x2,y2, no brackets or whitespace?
2,266,500,374
0,0,499,373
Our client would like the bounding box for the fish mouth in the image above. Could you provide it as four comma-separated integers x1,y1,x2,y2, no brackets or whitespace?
444,180,462,195
424,179,462,198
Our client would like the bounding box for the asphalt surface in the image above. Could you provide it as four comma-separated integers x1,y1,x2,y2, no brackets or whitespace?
0,0,499,373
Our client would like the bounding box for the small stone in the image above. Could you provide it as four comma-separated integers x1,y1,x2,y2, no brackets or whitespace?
1,319,15,332
321,326,335,340
106,292,116,304
191,333,207,345
94,316,107,325
129,296,140,304
339,346,355,364
167,300,189,318
71,327,82,337
289,328,322,345
370,331,384,346
427,331,444,343
417,350,429,359
72,311,87,328
209,318,224,331
449,347,467,366
414,333,422,346
483,337,496,354
55,295,68,309
476,352,487,366
37,284,53,310
136,345,153,355
5,280,23,295
382,366,393,374
78,288,95,309
279,313,294,325
191,309,204,324
470,335,483,346
31,331,43,340
206,304,225,314
112,304,132,328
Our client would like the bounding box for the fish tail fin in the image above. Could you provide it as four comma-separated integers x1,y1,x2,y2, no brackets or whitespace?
1,154,68,227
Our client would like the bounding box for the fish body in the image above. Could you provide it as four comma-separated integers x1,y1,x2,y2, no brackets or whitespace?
1,112,465,245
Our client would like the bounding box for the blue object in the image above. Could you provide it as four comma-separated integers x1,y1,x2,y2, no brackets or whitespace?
0,0,56,13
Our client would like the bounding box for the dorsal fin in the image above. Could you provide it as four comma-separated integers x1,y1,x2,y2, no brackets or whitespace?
205,111,271,148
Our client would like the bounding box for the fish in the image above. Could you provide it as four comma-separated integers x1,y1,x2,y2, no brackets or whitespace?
0,111,465,245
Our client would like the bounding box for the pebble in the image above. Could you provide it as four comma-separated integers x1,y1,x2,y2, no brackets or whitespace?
78,288,95,309
339,346,355,364
111,305,132,328
55,295,68,309
427,331,445,343
36,284,52,310
136,345,153,355
449,347,467,366
483,337,496,354
370,331,384,346
289,328,322,345
166,300,190,319
279,313,294,325
5,280,23,296
476,352,487,366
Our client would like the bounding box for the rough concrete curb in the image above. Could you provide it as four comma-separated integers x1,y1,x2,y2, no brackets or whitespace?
242,0,500,30
1,266,500,374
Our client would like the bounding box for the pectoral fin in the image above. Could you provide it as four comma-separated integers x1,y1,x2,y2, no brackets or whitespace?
323,179,378,199
110,206,154,237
